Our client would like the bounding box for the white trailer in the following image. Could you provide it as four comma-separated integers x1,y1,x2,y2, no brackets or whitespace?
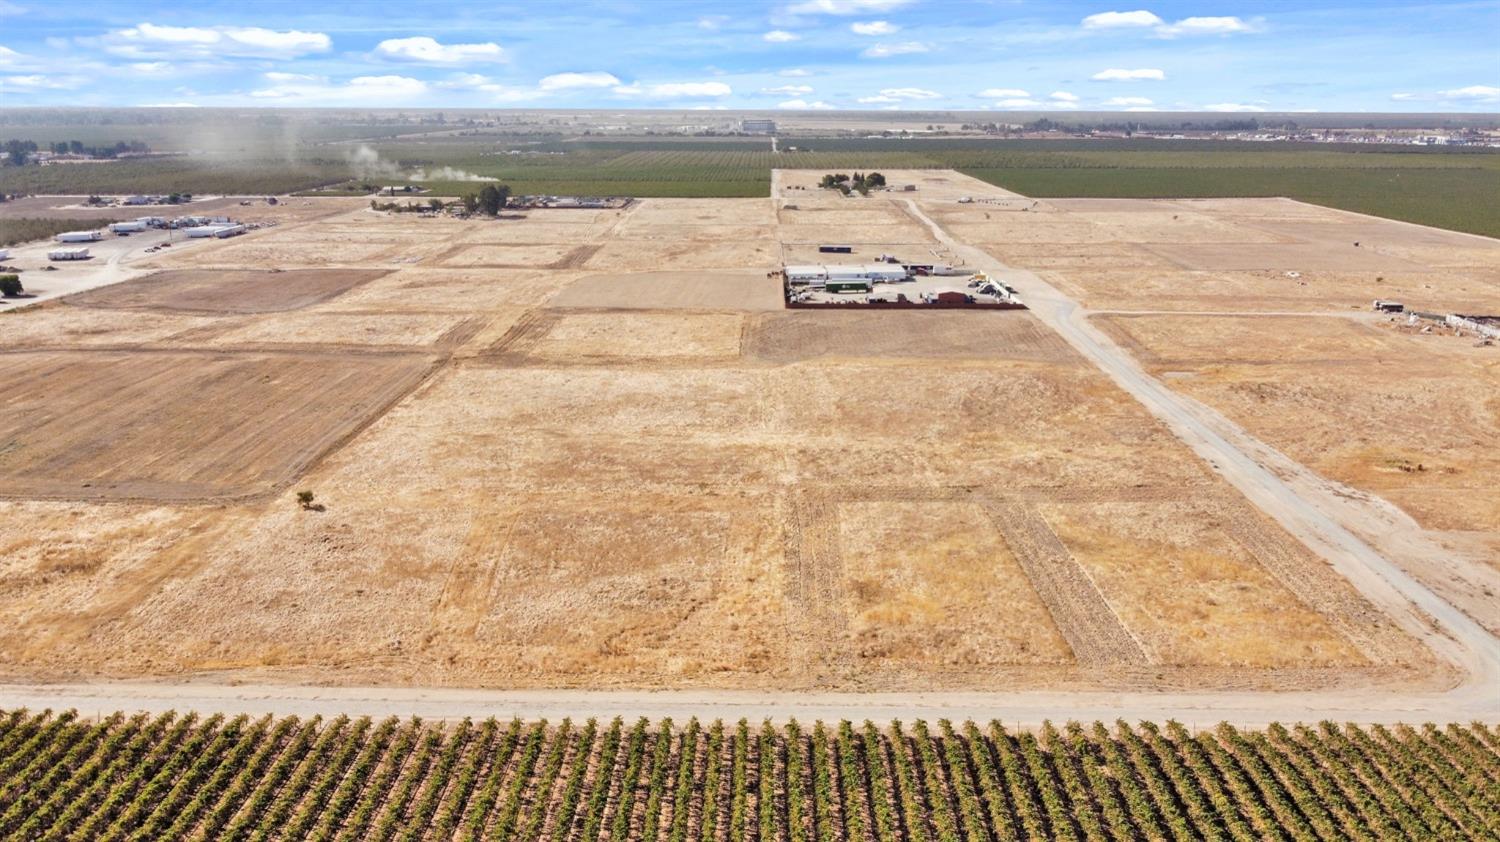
210,223,247,238
55,230,103,243
0,249,9,261
48,247,91,261
185,224,244,238
110,221,148,233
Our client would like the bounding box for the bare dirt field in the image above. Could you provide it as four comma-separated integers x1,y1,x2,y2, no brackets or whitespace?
0,189,1458,697
66,268,389,313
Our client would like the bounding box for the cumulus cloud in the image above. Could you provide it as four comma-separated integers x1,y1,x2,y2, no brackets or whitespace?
878,87,940,99
1084,11,1262,38
103,23,331,59
1441,85,1500,101
851,20,898,35
1082,10,1164,29
1203,102,1265,112
862,41,929,58
1157,16,1260,37
0,45,21,65
1104,96,1153,106
1391,85,1500,104
994,98,1042,108
0,1,24,15
617,81,733,98
374,36,505,63
763,84,814,95
978,87,1029,98
0,74,82,89
538,71,621,91
1049,91,1079,102
786,0,911,14
1092,68,1165,81
250,73,428,104
780,68,813,76
764,30,801,42
438,73,545,102
779,98,835,109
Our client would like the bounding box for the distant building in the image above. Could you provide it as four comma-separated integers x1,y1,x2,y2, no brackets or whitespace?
742,119,777,134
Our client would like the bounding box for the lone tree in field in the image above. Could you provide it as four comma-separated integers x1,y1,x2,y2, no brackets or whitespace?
296,490,316,510
0,275,22,297
476,184,511,216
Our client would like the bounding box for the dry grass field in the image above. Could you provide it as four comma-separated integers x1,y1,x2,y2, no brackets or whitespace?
0,184,1453,695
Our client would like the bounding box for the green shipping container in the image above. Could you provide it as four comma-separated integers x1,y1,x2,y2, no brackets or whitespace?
826,280,872,294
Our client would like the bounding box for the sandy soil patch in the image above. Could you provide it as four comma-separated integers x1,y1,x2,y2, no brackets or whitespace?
744,310,1073,363
316,267,580,312
839,501,1072,665
529,312,744,360
547,270,784,311
0,304,219,347
440,243,584,268
205,312,470,348
65,269,388,314
625,198,775,226
586,239,776,271
0,350,432,501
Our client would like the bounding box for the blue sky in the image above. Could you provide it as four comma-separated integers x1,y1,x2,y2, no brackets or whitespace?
0,1,1496,112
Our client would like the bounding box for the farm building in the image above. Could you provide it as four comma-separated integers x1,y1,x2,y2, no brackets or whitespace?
741,119,777,133
48,247,90,261
826,280,873,294
55,230,102,243
784,263,909,285
110,221,148,234
785,265,829,284
185,224,246,239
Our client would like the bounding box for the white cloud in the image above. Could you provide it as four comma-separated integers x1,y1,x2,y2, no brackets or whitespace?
877,87,940,99
1441,85,1500,101
1049,91,1079,102
1104,96,1153,106
1082,10,1164,29
851,20,898,35
375,36,505,64
786,0,911,14
142,101,199,108
697,15,728,30
862,41,929,58
1092,68,1165,81
1203,102,1266,112
0,74,79,89
0,1,25,15
995,98,1042,108
978,87,1029,98
779,98,835,109
128,61,173,75
763,84,814,95
538,71,621,91
1390,92,1417,101
619,81,732,98
104,23,330,59
780,68,812,77
1125,106,1159,112
438,73,545,101
250,73,428,104
857,95,899,103
0,45,20,65
1157,16,1259,37
764,30,802,42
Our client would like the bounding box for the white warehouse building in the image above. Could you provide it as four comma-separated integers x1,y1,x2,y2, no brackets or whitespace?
784,263,908,284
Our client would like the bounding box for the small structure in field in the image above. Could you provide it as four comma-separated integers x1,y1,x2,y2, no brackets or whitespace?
55,230,102,243
49,247,91,261
1373,299,1405,313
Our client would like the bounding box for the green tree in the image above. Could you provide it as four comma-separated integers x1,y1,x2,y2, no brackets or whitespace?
0,274,22,297
461,193,479,214
428,198,444,211
476,184,510,216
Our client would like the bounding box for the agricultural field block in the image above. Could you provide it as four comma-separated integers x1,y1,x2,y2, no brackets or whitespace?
0,350,432,501
585,238,776,271
743,310,1072,364
439,242,585,268
0,304,219,347
204,311,475,348
65,268,389,314
527,312,745,360
546,270,784,311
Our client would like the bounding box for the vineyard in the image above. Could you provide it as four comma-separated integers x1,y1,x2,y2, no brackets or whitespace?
0,709,1495,840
